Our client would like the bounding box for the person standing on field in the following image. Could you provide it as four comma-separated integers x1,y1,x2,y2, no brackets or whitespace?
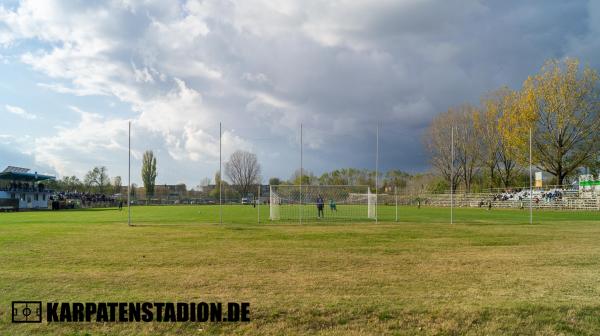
316,195,324,218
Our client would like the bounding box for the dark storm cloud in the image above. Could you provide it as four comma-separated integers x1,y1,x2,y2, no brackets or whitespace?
1,0,598,184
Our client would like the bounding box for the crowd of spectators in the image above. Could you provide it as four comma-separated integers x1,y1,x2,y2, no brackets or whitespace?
51,191,119,208
492,188,566,203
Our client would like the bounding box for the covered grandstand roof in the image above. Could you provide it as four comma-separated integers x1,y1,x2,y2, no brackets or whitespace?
0,166,55,181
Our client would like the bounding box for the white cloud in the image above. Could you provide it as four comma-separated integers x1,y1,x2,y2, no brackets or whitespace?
33,107,129,176
0,0,597,182
5,104,37,119
0,134,14,145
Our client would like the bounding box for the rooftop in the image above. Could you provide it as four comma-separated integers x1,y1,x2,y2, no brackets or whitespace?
0,166,56,182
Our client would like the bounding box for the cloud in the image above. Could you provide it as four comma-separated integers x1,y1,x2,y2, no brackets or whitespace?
0,0,598,183
5,104,36,119
33,106,129,177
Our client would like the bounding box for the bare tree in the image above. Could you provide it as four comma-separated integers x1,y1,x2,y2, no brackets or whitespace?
225,150,261,197
454,104,481,193
112,176,122,194
84,166,110,194
424,109,463,192
476,89,507,189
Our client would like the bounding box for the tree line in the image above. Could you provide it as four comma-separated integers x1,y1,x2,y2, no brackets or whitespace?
47,166,122,195
425,58,600,192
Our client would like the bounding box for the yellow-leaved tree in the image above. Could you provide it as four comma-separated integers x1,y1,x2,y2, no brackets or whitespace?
500,58,600,185
476,86,521,188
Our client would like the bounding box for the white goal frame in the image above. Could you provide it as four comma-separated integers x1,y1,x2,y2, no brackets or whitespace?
269,185,376,221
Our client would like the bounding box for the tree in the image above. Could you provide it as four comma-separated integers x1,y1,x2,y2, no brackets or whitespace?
211,171,237,200
130,183,137,199
211,172,221,199
476,90,502,188
591,153,600,177
523,58,600,185
453,104,481,193
384,170,410,190
269,177,281,185
318,169,348,185
141,150,157,200
501,58,600,185
225,150,261,197
51,175,82,192
112,176,122,195
84,166,110,193
290,169,316,185
477,87,520,189
199,177,211,188
424,108,463,192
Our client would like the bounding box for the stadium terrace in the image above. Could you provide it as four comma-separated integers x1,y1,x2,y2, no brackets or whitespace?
0,166,55,210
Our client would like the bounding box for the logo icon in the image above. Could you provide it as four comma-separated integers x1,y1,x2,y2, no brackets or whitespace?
12,301,42,323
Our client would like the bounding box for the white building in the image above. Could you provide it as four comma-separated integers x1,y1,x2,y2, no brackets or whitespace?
0,166,55,210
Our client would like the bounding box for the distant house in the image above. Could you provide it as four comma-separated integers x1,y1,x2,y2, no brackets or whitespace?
136,184,188,200
0,166,56,210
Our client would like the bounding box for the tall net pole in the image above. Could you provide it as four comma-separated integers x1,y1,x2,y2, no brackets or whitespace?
128,120,131,226
450,126,454,225
528,129,533,223
219,122,222,225
257,184,260,224
375,123,379,223
395,185,398,222
300,123,303,225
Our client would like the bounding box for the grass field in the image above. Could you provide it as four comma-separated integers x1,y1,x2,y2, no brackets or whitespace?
1,205,600,335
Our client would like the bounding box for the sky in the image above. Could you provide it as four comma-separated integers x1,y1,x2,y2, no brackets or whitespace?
0,0,599,188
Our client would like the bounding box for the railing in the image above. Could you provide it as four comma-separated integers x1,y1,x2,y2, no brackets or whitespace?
378,192,599,211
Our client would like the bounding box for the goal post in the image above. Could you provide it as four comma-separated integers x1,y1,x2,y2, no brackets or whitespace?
269,185,376,221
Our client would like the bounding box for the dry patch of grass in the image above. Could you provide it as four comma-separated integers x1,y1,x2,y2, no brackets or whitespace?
1,206,600,334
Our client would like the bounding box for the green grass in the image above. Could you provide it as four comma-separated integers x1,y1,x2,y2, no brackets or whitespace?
0,205,599,335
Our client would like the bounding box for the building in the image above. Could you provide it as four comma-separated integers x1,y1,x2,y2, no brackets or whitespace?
135,184,188,200
0,166,56,210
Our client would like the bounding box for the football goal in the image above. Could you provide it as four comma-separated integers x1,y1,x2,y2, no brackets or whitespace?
269,185,376,221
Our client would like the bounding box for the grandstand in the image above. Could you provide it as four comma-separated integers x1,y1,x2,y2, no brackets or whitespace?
380,177,600,211
0,166,55,211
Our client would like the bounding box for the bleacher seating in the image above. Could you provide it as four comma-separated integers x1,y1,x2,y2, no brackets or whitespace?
379,191,600,211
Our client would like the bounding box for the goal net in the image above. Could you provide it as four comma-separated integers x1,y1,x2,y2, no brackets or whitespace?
269,185,377,221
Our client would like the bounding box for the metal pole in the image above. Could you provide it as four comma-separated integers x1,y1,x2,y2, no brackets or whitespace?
128,121,131,226
395,185,398,222
376,123,379,223
450,126,454,225
529,128,533,224
300,123,303,225
219,122,222,225
257,184,260,224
